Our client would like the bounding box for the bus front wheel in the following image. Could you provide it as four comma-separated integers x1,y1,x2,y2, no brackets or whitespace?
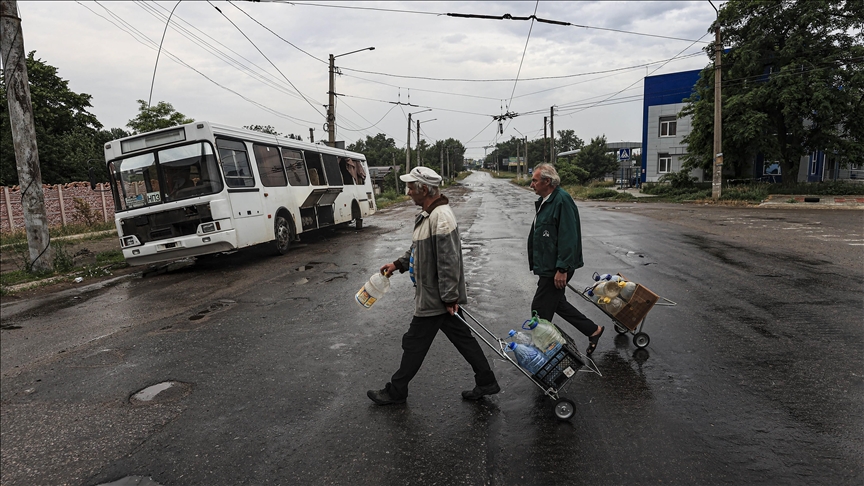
274,215,293,255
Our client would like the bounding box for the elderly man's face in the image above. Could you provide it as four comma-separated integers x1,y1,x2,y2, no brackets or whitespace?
407,182,427,206
530,172,552,196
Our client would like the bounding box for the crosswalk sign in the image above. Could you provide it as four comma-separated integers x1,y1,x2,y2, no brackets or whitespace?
618,148,630,161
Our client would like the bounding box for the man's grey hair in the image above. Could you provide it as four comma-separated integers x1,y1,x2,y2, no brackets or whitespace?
534,163,560,187
411,181,440,197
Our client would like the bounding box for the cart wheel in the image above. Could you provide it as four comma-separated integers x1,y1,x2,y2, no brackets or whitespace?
554,398,576,421
614,323,628,334
633,332,650,348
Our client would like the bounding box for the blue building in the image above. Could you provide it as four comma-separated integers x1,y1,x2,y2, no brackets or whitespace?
641,70,702,184
642,69,861,184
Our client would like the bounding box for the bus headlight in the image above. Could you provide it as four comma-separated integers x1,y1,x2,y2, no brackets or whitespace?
198,221,222,234
121,235,141,248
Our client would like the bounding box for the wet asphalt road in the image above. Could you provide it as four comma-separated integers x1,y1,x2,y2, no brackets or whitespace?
1,171,862,486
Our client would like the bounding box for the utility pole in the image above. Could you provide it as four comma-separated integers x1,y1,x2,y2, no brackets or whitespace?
446,150,450,182
549,107,555,164
327,47,374,148
1,0,52,272
416,118,421,167
309,128,314,143
543,116,548,163
523,136,528,178
406,112,412,176
440,144,444,179
711,19,723,200
516,141,520,177
327,53,336,146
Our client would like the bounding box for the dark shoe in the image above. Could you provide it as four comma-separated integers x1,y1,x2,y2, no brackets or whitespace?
367,384,406,405
586,326,605,356
461,382,501,400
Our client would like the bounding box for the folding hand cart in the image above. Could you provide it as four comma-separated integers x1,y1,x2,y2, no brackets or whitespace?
568,273,676,349
455,307,601,421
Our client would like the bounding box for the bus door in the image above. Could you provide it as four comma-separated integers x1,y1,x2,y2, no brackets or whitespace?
215,139,267,245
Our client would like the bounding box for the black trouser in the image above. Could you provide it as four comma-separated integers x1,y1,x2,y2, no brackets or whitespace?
389,311,497,399
531,271,599,338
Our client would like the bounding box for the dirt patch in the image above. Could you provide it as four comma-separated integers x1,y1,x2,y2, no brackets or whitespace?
0,234,141,300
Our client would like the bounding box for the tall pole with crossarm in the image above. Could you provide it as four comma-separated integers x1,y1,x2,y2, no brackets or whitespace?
327,47,374,146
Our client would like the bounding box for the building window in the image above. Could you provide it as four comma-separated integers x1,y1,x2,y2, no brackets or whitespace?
659,117,677,137
763,161,781,175
658,156,671,174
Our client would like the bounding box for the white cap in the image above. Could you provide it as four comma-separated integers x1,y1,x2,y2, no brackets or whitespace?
399,166,442,186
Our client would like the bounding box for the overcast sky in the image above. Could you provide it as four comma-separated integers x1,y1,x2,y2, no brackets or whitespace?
15,1,723,159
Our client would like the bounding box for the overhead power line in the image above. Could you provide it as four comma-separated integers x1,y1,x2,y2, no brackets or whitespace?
275,1,711,44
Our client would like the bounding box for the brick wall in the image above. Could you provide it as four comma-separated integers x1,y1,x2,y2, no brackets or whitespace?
0,182,115,233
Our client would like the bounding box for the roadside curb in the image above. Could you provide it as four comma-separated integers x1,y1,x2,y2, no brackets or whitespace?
759,195,864,209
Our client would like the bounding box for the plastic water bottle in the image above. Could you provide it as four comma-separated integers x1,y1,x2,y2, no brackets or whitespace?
507,342,548,374
604,296,626,315
586,289,612,305
523,315,566,355
619,281,637,301
355,272,390,308
593,280,625,298
593,272,623,282
508,330,533,346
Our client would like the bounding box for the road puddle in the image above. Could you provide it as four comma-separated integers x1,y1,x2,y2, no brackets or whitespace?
130,381,192,404
96,476,163,486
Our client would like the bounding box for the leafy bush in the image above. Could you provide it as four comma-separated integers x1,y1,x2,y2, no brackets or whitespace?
720,185,769,202
658,170,698,189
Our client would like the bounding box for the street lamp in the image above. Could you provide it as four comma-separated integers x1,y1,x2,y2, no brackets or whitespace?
416,118,436,168
327,46,375,146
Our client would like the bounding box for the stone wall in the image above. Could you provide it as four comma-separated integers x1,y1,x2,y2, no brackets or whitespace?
0,182,115,233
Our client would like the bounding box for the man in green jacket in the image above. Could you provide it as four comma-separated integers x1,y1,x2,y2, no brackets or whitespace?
528,163,604,355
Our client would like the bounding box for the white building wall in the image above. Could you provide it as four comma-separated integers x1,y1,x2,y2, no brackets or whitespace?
645,103,705,182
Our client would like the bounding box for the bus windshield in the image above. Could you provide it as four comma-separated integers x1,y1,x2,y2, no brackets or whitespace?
109,141,223,211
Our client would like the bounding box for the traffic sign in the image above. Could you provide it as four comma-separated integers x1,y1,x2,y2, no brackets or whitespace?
618,148,630,161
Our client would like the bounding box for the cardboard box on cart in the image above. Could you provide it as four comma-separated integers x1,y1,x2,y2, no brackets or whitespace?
612,274,660,330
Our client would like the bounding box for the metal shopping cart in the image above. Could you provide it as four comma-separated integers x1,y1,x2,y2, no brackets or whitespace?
455,308,601,421
569,273,676,349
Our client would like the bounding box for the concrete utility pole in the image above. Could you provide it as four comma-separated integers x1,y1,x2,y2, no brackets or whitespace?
309,128,314,143
1,0,53,272
327,47,374,147
440,144,444,179
406,112,412,177
416,119,421,167
543,116,548,163
712,20,723,199
523,136,528,178
549,109,556,164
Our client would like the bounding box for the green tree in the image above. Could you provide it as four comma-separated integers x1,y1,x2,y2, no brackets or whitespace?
244,124,280,135
556,129,584,154
681,0,864,184
127,100,193,134
1,52,105,185
347,133,404,167
570,135,618,183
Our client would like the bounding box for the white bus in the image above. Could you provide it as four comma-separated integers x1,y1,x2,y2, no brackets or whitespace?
101,121,376,266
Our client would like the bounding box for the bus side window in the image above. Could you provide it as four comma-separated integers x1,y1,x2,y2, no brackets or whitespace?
304,151,326,186
216,139,255,188
322,153,343,186
339,157,356,185
281,148,309,186
253,143,287,187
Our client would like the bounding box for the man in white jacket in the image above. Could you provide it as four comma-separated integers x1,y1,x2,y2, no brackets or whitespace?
368,167,499,405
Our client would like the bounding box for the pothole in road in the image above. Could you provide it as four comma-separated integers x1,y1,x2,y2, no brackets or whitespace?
96,476,164,486
186,299,236,321
130,381,192,405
